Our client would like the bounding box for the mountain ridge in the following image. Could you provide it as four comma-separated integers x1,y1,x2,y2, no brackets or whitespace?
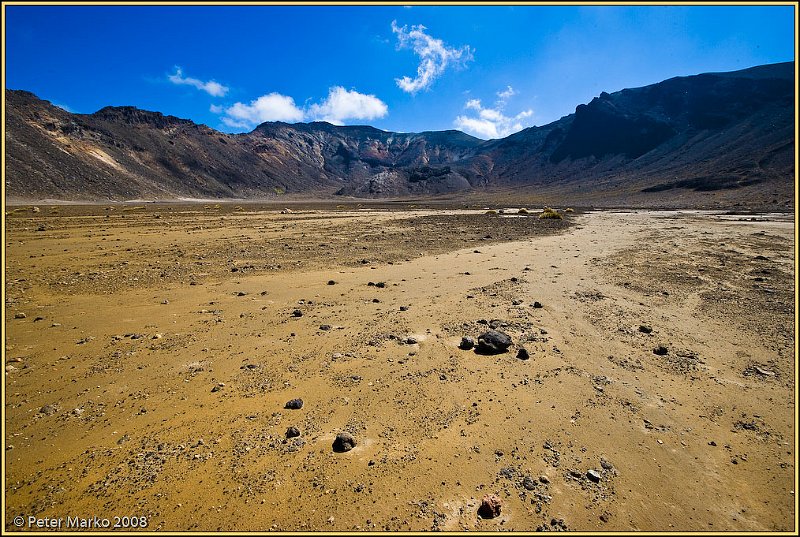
5,61,794,207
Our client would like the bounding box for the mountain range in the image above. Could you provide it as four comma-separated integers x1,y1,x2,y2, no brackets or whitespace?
5,61,795,208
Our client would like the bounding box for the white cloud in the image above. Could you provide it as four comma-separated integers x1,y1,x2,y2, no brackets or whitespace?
168,66,229,97
308,86,388,125
391,20,473,94
496,86,516,101
215,87,388,130
219,93,305,128
465,98,482,110
454,89,533,139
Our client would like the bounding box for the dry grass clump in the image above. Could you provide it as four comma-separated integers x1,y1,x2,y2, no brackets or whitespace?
539,207,563,220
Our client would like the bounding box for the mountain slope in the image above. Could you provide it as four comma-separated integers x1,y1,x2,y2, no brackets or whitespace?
4,61,795,206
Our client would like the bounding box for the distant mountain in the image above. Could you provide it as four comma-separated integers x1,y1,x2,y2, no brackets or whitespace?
5,62,794,207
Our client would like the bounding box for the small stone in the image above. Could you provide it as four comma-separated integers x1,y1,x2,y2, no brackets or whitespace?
236,291,247,296
539,475,550,484
405,336,417,345
516,347,530,360
586,469,601,483
162,299,170,305
638,325,653,334
653,345,668,356
14,312,26,319
327,280,336,285
708,441,717,446
375,282,386,288
532,301,543,309
372,298,380,303
459,336,475,350
292,309,303,317
152,333,163,339
320,324,332,331
285,398,304,410
478,494,502,519
286,427,301,438
522,476,537,490
399,306,409,312
600,458,614,470
211,385,222,393
33,316,44,322
332,432,356,452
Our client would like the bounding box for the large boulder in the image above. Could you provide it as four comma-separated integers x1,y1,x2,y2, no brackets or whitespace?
476,330,512,354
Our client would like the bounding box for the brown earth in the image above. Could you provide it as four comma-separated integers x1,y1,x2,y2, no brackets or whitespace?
3,204,796,532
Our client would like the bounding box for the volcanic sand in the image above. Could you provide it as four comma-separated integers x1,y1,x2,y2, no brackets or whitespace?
4,205,795,531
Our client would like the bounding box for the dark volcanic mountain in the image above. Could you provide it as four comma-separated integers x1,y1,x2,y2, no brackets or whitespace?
5,61,794,207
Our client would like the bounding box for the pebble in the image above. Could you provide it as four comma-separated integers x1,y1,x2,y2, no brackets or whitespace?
653,345,668,356
405,336,417,345
586,469,601,483
516,347,530,360
292,309,303,317
327,280,336,285
286,426,301,438
332,432,356,452
638,325,653,334
532,302,543,309
600,458,614,470
522,476,537,490
539,475,550,484
399,306,409,311
14,312,26,319
459,336,475,350
320,324,332,331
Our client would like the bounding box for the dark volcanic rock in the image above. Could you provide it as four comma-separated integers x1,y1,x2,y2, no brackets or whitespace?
653,345,669,356
285,426,301,438
459,336,475,350
332,432,356,453
285,398,304,410
478,494,502,519
516,347,530,360
476,330,512,354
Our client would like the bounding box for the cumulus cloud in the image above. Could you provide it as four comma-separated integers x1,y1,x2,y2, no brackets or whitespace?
219,93,305,128
454,87,532,139
215,87,388,130
168,66,229,97
308,86,388,125
391,20,473,94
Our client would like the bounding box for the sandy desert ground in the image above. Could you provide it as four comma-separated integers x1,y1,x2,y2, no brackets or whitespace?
3,203,796,532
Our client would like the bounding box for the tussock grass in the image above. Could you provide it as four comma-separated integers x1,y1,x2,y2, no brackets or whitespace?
539,207,563,220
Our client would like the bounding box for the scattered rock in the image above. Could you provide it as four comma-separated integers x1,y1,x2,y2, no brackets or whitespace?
161,299,170,305
522,476,537,490
285,398,304,410
286,426,301,438
292,309,303,317
405,336,418,345
478,494,502,519
638,325,653,334
320,324,332,331
600,458,614,470
38,404,58,416
236,291,248,296
332,432,356,452
586,469,601,483
539,475,550,484
375,282,386,288
327,280,336,285
516,347,530,360
14,312,26,319
653,345,668,356
459,336,475,350
33,316,44,322
476,330,512,354
532,301,543,309
399,306,409,312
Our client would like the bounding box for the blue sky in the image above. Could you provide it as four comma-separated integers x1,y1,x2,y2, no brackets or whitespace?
4,4,795,139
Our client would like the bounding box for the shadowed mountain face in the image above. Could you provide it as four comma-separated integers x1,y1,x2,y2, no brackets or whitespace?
5,62,794,207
